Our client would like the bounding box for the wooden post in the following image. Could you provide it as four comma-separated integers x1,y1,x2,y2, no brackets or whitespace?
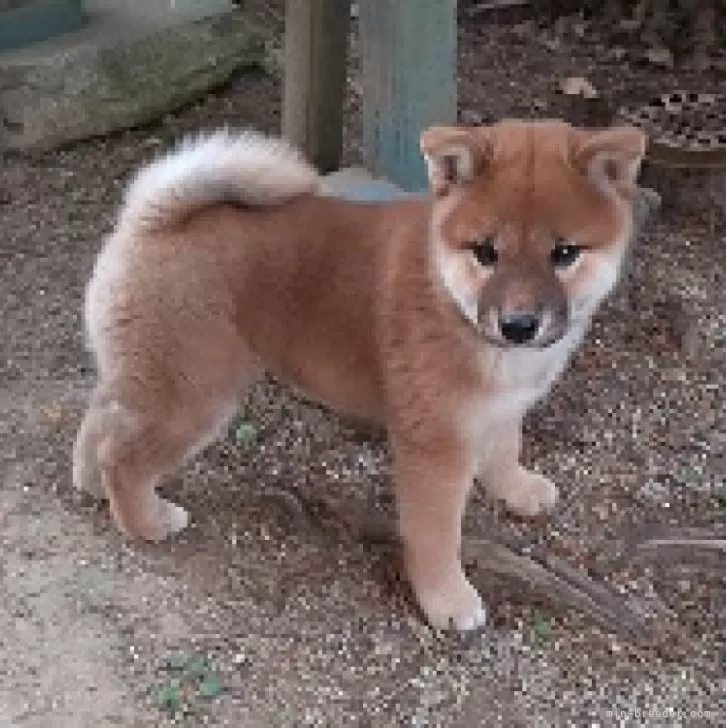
282,0,351,173
358,0,458,191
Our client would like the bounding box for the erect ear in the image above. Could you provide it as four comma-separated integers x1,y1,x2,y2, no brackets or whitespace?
573,126,648,190
420,126,488,196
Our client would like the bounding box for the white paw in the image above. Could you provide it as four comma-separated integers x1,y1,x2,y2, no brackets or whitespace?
415,575,487,632
499,469,558,517
159,499,190,535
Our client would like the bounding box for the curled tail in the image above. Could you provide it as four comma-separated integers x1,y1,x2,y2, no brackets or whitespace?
118,129,321,234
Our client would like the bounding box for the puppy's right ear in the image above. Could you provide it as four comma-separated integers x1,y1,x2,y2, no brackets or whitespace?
420,126,488,196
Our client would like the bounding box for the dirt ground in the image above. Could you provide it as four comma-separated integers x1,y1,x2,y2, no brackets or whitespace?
1,3,725,726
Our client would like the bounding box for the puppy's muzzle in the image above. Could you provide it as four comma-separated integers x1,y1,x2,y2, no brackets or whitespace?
498,312,539,345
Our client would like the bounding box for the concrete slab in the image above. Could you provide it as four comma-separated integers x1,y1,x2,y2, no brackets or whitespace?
322,166,427,203
0,0,263,152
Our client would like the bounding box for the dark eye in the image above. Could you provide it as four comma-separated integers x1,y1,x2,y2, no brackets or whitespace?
551,241,583,268
471,237,498,266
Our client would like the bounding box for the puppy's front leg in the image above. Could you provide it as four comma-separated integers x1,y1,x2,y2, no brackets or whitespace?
480,417,558,517
392,437,486,631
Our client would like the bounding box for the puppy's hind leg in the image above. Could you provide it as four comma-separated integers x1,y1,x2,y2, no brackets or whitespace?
94,391,239,542
73,389,111,500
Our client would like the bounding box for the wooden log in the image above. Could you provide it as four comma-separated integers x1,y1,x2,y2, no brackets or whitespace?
353,510,664,645
282,0,351,173
469,539,660,643
358,0,458,191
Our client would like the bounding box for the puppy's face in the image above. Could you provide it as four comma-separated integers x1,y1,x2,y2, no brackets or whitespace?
422,120,647,348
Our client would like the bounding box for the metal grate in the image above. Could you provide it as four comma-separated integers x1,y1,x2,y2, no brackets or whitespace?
617,91,726,169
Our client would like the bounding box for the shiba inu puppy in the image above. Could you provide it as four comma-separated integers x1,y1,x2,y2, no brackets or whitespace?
73,120,646,630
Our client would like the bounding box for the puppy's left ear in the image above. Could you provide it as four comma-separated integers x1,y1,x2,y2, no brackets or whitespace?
573,126,648,192
420,126,488,196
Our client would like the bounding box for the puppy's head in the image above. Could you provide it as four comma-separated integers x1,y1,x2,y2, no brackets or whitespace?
421,119,647,348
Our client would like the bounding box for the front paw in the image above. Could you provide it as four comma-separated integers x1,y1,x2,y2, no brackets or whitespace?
413,572,487,632
496,468,558,517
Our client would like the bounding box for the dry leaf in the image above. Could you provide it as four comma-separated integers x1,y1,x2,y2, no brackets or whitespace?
43,403,63,424
512,21,533,38
460,109,484,125
559,76,599,99
619,19,641,32
645,47,674,68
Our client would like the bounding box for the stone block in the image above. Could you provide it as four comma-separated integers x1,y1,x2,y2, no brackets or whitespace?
0,1,264,152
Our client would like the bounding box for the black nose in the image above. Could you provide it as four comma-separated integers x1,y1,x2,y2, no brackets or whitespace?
499,313,539,344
